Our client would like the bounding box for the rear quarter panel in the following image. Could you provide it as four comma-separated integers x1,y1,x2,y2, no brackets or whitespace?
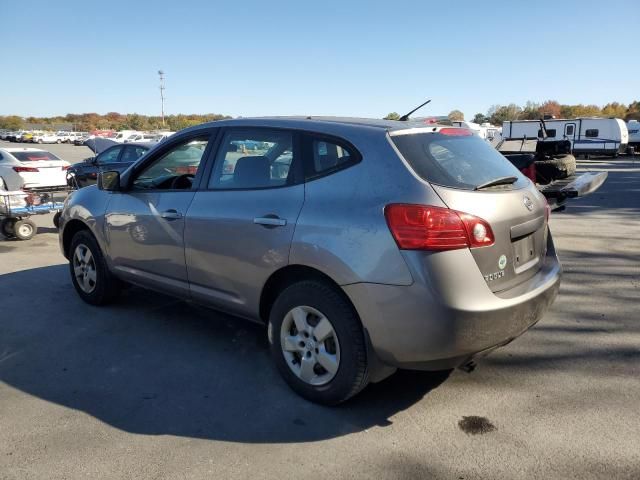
290,130,445,286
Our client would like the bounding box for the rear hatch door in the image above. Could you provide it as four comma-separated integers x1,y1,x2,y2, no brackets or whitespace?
390,128,548,292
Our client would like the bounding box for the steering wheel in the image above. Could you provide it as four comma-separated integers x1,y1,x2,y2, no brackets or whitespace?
170,173,194,190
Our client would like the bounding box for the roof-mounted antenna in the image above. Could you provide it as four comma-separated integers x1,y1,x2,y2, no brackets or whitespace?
399,99,432,121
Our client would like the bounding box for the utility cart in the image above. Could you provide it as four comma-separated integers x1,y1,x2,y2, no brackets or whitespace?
0,188,68,240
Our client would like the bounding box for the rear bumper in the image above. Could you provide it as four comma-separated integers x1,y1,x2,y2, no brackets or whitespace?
344,234,561,370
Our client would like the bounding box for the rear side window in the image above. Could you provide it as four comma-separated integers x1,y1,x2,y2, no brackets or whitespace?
312,140,353,173
209,129,295,189
302,135,360,179
585,129,599,137
391,131,526,191
11,151,61,162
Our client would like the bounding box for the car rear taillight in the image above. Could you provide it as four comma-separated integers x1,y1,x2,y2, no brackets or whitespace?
62,165,70,170
13,166,39,172
384,204,495,251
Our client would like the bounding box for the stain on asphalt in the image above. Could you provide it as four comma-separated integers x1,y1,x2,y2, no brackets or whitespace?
458,416,496,435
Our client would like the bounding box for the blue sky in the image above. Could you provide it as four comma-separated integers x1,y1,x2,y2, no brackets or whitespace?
1,0,637,119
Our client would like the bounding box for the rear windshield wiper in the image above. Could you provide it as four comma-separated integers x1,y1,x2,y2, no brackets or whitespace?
474,176,518,190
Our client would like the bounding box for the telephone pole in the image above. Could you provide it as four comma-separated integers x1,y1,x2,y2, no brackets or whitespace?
158,70,166,126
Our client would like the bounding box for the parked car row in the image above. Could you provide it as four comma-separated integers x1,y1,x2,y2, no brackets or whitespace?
0,130,88,144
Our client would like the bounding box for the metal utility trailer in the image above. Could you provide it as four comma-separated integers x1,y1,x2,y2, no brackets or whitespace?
496,123,608,211
0,188,69,240
537,171,608,210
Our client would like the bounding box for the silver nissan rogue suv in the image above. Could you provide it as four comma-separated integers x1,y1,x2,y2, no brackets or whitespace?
59,117,561,405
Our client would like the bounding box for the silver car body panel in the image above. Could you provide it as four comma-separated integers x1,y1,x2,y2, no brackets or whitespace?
185,185,305,318
104,191,196,297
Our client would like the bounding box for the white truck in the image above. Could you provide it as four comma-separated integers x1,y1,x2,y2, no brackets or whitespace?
502,118,629,157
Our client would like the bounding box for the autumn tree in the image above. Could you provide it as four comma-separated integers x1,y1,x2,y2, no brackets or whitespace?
521,101,541,120
601,102,627,118
538,100,561,118
448,110,464,121
487,104,522,125
0,115,24,130
384,112,400,120
472,113,487,124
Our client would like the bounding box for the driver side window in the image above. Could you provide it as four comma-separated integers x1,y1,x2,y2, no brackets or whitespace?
132,136,210,190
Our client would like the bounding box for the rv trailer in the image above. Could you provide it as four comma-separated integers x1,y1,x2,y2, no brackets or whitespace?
503,118,628,157
627,120,640,151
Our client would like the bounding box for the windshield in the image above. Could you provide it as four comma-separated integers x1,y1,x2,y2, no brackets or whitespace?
391,131,527,190
12,151,61,162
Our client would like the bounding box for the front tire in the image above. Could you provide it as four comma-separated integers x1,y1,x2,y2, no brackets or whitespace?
69,230,120,305
268,280,369,405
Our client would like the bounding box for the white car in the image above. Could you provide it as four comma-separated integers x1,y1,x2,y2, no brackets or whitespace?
33,133,61,144
0,148,70,190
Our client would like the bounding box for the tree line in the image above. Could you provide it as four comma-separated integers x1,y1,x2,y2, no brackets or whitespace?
0,112,231,132
385,100,640,125
3,99,640,132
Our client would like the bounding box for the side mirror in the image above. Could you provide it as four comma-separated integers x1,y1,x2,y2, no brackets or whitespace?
98,171,121,191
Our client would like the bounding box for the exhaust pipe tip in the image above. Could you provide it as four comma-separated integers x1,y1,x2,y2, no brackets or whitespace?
458,361,477,373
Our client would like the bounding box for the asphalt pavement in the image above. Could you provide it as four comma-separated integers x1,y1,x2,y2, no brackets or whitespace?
0,157,638,479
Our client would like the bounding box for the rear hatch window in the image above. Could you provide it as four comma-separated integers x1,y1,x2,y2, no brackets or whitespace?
391,130,527,190
12,151,61,162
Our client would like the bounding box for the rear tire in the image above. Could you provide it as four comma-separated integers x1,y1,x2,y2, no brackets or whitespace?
13,219,36,240
69,229,120,305
535,154,576,181
268,280,369,405
53,211,61,229
1,218,16,238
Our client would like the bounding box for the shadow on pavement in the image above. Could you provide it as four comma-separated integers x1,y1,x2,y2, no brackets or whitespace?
0,264,450,444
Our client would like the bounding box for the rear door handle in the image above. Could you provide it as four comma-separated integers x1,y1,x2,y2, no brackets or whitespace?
253,215,287,227
160,209,183,220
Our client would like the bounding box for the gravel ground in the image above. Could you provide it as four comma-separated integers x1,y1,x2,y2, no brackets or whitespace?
0,157,638,480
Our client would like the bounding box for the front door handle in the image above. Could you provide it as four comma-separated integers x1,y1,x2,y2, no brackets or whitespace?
160,209,183,220
254,215,287,227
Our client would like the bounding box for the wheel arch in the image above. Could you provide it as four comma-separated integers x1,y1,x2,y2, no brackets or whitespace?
259,264,352,324
61,219,92,259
